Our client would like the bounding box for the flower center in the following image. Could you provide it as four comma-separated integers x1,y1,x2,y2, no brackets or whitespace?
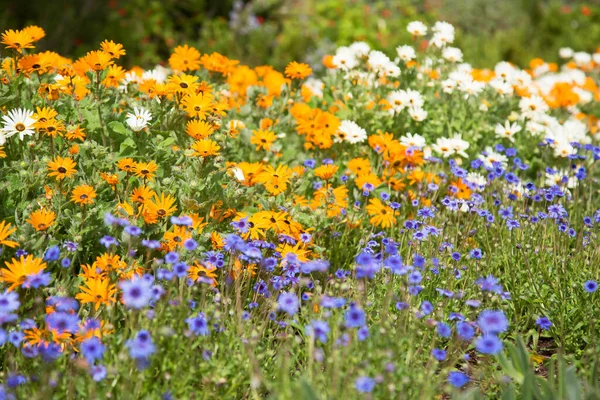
15,123,25,132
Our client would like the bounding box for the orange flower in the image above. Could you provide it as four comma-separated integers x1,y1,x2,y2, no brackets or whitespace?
130,185,156,204
366,198,396,228
71,184,97,205
101,65,126,88
186,120,214,139
76,277,117,310
83,50,113,71
285,61,312,79
144,193,177,219
314,164,338,180
1,29,35,53
0,221,19,248
169,44,201,72
180,92,213,119
250,129,277,151
133,161,158,180
1,255,46,291
47,156,77,180
117,158,136,173
100,172,119,186
191,139,221,157
27,209,56,231
100,40,126,59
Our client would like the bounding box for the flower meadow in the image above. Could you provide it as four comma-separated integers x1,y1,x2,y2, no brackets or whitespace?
1,21,600,399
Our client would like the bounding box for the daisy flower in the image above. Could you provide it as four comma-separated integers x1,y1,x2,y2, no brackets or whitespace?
1,108,35,144
338,120,367,144
125,107,152,132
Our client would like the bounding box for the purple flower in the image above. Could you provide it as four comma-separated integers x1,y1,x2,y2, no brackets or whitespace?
475,335,503,355
536,316,552,331
119,278,153,309
44,245,60,261
306,320,329,343
81,337,105,364
344,304,366,328
0,291,19,313
278,292,299,316
91,365,107,381
186,313,210,336
46,312,79,333
584,280,598,293
355,376,375,393
448,371,470,388
477,310,508,334
431,348,447,361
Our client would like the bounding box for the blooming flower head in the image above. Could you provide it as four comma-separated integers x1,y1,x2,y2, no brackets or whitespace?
119,277,153,309
126,107,152,132
1,108,35,144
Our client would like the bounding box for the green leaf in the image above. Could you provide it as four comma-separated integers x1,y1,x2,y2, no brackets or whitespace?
108,121,130,135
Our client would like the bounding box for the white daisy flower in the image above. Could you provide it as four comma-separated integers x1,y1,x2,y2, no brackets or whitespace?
396,45,416,62
494,120,522,143
442,47,463,63
339,120,367,144
1,108,35,143
126,107,153,132
407,21,428,36
400,133,426,148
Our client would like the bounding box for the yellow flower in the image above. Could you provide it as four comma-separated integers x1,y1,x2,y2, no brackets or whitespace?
284,61,312,79
76,278,117,311
191,139,221,157
250,129,277,151
1,255,47,291
27,209,56,232
0,221,19,248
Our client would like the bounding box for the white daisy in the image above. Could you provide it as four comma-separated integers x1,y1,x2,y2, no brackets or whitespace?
126,107,153,132
407,21,428,36
494,120,522,143
396,45,416,62
1,108,35,143
400,133,426,148
338,120,367,144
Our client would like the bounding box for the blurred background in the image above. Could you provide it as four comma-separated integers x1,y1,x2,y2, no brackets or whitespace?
2,0,600,69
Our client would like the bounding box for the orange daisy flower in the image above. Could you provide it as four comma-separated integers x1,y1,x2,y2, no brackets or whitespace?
71,184,97,205
0,221,19,248
27,209,56,231
284,61,312,79
47,156,77,180
1,255,47,291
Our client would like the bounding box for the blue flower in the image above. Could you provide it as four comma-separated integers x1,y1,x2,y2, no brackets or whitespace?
46,312,79,333
278,292,299,316
355,376,375,393
119,278,153,309
456,322,475,341
81,337,105,364
535,317,552,331
126,330,156,360
357,325,369,341
584,280,598,293
475,335,503,355
437,322,452,338
431,348,447,361
421,301,433,315
186,313,210,336
448,371,470,388
0,291,20,314
91,365,107,382
345,304,366,328
306,320,330,343
44,245,61,261
124,225,142,236
184,238,198,251
477,310,508,334
23,271,52,288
